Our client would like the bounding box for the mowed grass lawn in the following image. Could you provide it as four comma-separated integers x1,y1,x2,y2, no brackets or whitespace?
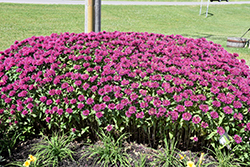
0,3,250,64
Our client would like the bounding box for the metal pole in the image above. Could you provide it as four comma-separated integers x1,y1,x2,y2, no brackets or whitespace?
94,0,101,32
199,0,203,15
87,0,94,33
206,0,209,18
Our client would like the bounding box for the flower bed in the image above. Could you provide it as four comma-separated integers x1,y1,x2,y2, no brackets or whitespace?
1,31,250,162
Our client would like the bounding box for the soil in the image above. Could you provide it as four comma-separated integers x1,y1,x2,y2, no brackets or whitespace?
0,136,218,167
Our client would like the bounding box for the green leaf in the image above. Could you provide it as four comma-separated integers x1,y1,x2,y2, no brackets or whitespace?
205,130,217,140
169,131,173,140
81,127,89,135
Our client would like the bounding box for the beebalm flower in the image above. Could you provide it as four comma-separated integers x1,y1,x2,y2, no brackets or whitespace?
136,112,144,119
193,137,198,142
182,112,192,121
82,110,89,116
217,127,225,135
187,161,196,167
233,113,243,120
201,122,208,128
223,106,233,114
96,112,103,118
233,134,242,144
210,111,219,119
106,124,113,131
192,116,201,124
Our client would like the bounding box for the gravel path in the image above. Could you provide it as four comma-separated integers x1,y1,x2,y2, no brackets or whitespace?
0,0,250,5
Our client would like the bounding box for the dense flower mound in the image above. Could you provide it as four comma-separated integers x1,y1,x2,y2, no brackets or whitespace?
1,31,250,151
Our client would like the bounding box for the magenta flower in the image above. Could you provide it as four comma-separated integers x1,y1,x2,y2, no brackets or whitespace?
96,112,103,118
4,98,12,103
93,104,101,111
49,89,56,96
82,109,90,116
66,108,73,114
182,112,192,121
57,109,63,115
233,101,242,109
27,103,34,109
70,99,77,104
22,110,28,116
104,85,112,93
193,137,198,142
130,93,138,101
46,99,52,105
55,99,61,104
77,103,84,109
98,88,105,95
10,110,15,115
55,89,62,95
106,124,113,131
245,123,250,131
128,106,136,114
46,117,51,123
40,96,47,102
184,100,193,107
153,99,162,108
61,82,69,89
217,127,225,135
233,113,243,120
136,112,144,119
78,95,85,102
201,122,208,128
82,83,90,90
102,95,110,102
170,111,179,121
176,105,185,112
140,102,148,108
199,104,209,113
125,111,132,118
108,103,115,110
210,111,219,119
91,86,98,92
223,106,233,114
233,134,242,144
192,116,201,124
162,100,170,106
148,108,156,116
212,101,221,107
86,98,94,105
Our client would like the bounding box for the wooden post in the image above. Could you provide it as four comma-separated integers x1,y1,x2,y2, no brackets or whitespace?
86,0,94,33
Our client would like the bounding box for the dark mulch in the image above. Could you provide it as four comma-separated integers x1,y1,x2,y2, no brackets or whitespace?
0,136,217,167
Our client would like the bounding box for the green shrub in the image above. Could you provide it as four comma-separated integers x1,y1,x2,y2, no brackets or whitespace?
1,31,250,162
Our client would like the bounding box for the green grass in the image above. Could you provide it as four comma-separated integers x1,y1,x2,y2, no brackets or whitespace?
0,3,250,65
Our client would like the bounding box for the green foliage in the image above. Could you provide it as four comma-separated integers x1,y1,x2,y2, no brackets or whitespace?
30,131,76,167
0,128,22,157
205,144,246,167
81,128,130,167
0,156,5,167
150,138,182,166
128,154,147,167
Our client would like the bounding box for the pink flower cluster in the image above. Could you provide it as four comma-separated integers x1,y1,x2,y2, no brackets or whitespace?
0,31,250,144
